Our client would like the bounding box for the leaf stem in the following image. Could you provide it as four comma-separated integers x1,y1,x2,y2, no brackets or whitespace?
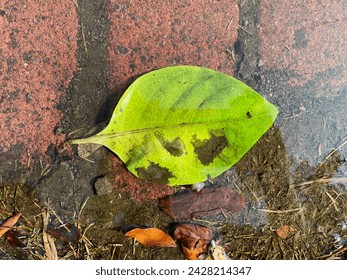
68,137,97,145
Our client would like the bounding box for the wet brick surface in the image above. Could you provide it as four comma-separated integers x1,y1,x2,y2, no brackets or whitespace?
0,0,78,164
259,0,347,91
259,0,347,167
106,0,239,94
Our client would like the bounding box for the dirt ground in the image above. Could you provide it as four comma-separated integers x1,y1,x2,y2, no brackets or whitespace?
1,0,347,260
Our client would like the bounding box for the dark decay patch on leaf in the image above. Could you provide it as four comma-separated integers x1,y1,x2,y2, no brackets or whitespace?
191,133,228,165
154,131,185,157
126,144,146,165
135,162,175,185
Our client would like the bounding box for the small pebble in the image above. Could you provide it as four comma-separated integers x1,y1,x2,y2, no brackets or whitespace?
257,59,264,67
191,182,206,191
94,177,113,195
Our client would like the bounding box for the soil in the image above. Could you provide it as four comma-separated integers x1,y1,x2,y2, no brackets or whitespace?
1,0,346,260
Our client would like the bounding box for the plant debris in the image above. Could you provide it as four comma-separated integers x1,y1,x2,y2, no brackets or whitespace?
42,209,59,260
206,240,230,260
159,186,246,220
1,140,347,260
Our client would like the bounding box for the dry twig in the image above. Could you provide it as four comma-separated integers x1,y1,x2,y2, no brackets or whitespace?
289,177,347,189
42,209,58,260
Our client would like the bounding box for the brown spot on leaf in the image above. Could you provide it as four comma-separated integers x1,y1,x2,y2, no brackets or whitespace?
136,162,175,185
155,131,185,157
111,155,174,202
192,133,228,165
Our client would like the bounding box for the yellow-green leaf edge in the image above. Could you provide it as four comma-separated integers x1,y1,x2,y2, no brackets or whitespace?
70,66,278,186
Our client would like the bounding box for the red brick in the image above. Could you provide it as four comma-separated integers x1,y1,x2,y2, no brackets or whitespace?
259,0,347,90
0,0,78,163
106,0,239,93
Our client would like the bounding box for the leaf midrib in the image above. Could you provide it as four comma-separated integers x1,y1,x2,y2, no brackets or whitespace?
70,118,237,144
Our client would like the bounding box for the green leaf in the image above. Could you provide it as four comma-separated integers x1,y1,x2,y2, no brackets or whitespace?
70,66,278,186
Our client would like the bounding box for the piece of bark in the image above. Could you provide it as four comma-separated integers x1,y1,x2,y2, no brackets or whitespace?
159,186,246,220
172,223,213,260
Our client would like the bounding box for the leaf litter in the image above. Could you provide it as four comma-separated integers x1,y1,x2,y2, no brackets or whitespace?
171,223,213,260
1,144,347,260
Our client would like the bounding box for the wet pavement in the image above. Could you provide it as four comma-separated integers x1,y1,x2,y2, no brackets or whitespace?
0,0,346,259
0,0,77,167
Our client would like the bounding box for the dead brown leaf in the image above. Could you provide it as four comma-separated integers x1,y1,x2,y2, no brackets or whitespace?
159,186,246,220
275,225,295,240
5,230,24,247
180,244,201,260
0,212,21,238
46,224,81,244
124,227,177,247
172,223,213,260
